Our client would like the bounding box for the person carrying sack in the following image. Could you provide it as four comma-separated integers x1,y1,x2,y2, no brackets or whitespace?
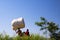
16,28,22,36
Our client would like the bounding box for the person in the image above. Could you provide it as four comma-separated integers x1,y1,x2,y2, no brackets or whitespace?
25,29,30,36
16,28,22,36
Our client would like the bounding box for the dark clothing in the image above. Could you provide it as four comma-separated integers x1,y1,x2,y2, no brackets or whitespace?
25,31,29,36
16,29,22,36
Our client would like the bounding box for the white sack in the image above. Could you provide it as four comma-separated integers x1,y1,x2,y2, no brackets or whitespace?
11,17,25,30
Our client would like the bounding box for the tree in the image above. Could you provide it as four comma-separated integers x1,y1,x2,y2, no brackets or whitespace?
35,17,60,39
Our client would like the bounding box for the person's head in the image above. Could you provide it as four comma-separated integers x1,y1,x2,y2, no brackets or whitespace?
27,29,29,32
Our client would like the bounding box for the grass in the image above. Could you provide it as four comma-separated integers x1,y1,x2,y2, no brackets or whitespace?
0,33,55,40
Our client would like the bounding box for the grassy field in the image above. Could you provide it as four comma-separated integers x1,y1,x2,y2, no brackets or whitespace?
0,34,55,40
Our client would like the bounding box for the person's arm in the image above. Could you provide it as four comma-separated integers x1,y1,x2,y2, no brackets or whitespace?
15,30,18,33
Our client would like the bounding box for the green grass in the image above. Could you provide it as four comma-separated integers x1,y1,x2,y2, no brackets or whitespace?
0,34,55,40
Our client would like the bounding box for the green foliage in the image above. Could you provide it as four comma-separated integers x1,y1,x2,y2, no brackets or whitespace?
0,34,52,40
35,17,60,39
47,22,59,33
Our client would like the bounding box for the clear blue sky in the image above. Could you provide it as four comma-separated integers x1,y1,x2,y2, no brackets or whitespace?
0,0,60,37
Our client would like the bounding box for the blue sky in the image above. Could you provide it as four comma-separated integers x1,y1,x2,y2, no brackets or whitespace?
0,0,60,37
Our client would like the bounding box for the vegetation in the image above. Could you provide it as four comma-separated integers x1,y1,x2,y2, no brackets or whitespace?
35,17,60,40
0,34,50,40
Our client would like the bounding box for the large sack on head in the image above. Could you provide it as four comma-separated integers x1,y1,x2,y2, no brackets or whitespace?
11,17,25,30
